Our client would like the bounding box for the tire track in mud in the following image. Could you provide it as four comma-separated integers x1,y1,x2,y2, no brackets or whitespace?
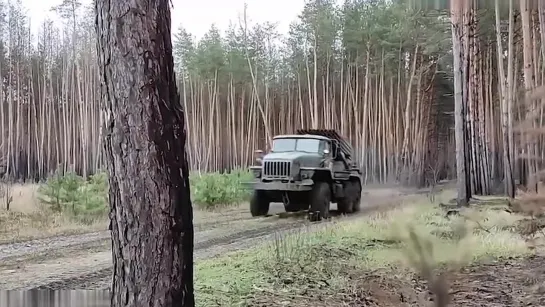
193,214,254,231
0,231,110,262
22,191,419,291
12,218,313,290
28,221,315,290
0,214,310,290
0,240,111,271
0,211,256,263
0,186,425,263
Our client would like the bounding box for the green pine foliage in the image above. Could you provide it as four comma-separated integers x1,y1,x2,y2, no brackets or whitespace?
190,168,254,210
37,170,109,224
37,169,253,217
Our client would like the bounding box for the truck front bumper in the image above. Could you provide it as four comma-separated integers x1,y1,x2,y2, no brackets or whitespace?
244,179,314,191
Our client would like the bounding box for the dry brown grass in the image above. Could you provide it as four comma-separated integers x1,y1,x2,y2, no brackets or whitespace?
0,209,108,244
506,187,545,252
3,183,41,213
0,182,107,243
0,182,110,243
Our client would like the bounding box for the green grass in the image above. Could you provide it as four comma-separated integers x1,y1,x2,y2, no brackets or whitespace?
195,190,532,306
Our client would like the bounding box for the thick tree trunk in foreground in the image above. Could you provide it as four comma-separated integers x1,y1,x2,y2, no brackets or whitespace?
95,1,195,306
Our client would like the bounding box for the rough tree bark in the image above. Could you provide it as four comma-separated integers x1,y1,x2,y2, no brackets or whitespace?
95,1,195,306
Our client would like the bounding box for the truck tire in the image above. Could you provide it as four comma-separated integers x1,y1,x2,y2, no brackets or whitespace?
351,181,362,212
308,182,331,221
337,181,355,214
250,190,270,217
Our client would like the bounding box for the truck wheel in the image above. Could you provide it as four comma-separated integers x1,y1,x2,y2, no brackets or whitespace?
351,181,362,212
309,182,331,222
250,190,270,217
337,182,355,214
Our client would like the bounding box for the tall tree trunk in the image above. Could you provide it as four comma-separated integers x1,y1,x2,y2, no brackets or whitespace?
95,0,195,306
451,0,470,205
495,0,515,198
520,0,538,192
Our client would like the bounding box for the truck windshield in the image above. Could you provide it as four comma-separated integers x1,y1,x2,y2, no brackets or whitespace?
272,138,322,153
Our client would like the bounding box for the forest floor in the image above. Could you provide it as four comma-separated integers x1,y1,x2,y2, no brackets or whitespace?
0,184,416,291
194,191,543,307
0,184,544,307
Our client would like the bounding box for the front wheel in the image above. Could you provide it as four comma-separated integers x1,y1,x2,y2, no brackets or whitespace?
250,190,270,217
337,181,355,214
308,182,331,222
351,181,362,212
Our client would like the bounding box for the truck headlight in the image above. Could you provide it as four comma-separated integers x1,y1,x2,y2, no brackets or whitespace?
300,169,313,179
251,168,261,178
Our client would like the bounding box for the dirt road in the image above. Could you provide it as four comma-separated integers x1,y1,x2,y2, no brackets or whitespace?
0,186,422,291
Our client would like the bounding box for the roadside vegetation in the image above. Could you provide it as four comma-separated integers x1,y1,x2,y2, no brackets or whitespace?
0,169,253,243
195,190,536,307
189,168,253,210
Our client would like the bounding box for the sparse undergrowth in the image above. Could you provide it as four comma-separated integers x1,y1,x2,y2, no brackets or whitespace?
195,191,533,307
189,168,253,210
0,169,253,242
0,171,110,243
37,171,109,223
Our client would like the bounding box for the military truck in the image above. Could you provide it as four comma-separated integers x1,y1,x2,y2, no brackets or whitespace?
248,129,362,221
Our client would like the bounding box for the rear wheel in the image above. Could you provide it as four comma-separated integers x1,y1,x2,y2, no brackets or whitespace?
250,190,270,217
308,182,331,222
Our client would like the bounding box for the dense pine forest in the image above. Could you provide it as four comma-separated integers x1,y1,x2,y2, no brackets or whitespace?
0,0,543,196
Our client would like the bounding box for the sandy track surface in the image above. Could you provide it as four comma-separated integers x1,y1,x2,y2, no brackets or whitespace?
0,186,423,291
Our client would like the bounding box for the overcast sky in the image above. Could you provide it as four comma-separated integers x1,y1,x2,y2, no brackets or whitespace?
21,0,306,40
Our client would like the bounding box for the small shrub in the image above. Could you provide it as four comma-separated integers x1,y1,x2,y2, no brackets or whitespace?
37,172,65,212
190,169,253,209
37,170,109,224
38,168,253,215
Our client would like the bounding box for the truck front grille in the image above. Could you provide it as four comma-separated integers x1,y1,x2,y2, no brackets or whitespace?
263,161,291,178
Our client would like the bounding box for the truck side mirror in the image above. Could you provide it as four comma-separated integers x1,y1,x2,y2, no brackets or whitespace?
323,149,330,155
